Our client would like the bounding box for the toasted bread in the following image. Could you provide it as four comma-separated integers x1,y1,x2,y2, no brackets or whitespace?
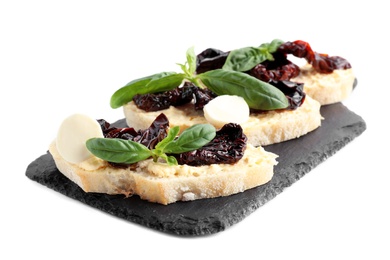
291,64,355,105
49,141,278,205
124,95,322,147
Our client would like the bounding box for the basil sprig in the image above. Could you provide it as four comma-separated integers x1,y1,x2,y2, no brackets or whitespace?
222,39,284,72
162,124,216,153
110,47,197,109
198,69,288,110
86,124,216,166
85,138,152,164
177,46,197,76
110,42,289,110
110,72,185,109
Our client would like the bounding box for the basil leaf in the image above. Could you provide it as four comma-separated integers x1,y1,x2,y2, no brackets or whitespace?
110,74,157,109
154,126,180,151
158,153,178,166
110,72,184,109
260,39,284,53
164,124,216,154
166,155,178,166
186,46,196,75
145,72,185,90
86,138,152,164
222,39,284,72
198,69,288,110
86,124,216,165
222,47,268,72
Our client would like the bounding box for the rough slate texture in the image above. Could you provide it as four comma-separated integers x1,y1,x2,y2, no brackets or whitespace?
25,103,366,236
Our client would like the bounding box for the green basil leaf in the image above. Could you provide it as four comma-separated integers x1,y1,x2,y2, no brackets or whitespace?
110,74,157,109
86,138,152,164
164,124,216,154
222,39,284,72
222,47,268,72
145,72,185,90
110,72,184,109
154,126,180,151
198,69,288,110
186,46,196,75
157,153,178,166
177,63,187,75
260,39,284,53
166,155,178,166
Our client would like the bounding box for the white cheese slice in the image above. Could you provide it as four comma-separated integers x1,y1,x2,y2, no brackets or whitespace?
203,95,250,128
56,113,103,164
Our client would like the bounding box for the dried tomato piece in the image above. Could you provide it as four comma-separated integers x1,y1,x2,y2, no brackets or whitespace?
97,114,169,168
173,123,247,166
268,80,306,110
97,113,169,149
132,82,217,112
277,40,315,61
192,86,217,110
196,48,229,74
311,53,352,73
277,40,351,73
97,119,114,135
249,52,300,82
132,83,194,112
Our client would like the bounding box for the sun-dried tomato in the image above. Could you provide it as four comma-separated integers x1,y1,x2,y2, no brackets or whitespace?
97,114,169,168
277,40,351,73
132,82,217,112
311,54,352,73
173,123,247,166
268,80,306,110
277,40,315,61
196,48,229,74
98,113,169,149
132,83,194,112
192,85,218,110
248,52,301,82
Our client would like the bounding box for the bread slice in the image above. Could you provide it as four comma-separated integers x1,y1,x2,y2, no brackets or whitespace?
124,95,322,147
49,141,278,205
291,64,355,105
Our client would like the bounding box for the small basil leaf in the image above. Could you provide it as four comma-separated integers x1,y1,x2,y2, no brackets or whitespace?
110,72,183,109
166,155,178,166
156,153,178,166
186,46,196,75
164,124,216,154
154,126,180,151
86,138,152,164
260,39,284,53
177,63,187,74
222,47,267,72
222,40,284,72
198,69,288,110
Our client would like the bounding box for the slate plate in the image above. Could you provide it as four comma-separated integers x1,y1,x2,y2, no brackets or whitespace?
25,103,366,236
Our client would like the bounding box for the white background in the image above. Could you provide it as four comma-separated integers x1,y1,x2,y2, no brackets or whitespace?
1,1,389,259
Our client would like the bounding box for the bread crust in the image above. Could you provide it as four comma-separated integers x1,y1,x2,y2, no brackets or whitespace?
124,95,322,147
291,64,355,105
49,141,278,205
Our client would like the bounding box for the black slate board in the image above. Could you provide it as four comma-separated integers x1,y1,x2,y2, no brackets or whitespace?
25,103,366,236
